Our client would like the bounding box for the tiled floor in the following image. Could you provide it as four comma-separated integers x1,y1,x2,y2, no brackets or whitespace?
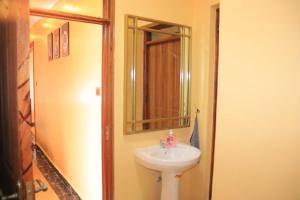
34,146,81,200
33,163,59,200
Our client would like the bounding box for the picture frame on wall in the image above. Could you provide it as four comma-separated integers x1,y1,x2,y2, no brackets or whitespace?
53,28,60,59
48,33,53,61
61,22,69,57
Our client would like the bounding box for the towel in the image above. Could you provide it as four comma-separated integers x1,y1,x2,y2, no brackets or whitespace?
190,115,200,149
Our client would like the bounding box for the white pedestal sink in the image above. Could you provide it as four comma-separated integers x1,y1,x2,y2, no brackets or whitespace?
135,143,201,200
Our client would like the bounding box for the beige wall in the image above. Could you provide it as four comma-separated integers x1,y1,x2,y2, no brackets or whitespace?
29,0,300,199
190,0,220,199
212,0,300,199
114,0,217,199
31,19,102,200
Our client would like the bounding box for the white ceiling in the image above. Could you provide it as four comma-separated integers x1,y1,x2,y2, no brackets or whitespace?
30,0,59,27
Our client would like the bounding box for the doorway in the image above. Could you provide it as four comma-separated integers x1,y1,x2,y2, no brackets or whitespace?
28,5,110,199
29,19,101,200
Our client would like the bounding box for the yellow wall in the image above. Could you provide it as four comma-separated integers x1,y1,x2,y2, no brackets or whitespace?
114,0,217,199
31,19,102,200
212,0,300,199
29,0,300,199
190,0,220,199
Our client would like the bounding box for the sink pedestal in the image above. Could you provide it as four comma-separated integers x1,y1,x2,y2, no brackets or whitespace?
135,143,201,200
161,172,180,200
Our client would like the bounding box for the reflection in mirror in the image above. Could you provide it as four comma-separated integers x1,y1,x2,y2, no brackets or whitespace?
125,15,191,134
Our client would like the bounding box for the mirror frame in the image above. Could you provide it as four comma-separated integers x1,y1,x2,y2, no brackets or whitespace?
124,14,192,134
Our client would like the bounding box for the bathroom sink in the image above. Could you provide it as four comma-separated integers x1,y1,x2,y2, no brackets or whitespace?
135,143,201,173
135,143,201,200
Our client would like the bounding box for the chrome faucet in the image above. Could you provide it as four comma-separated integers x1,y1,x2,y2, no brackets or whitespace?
160,139,167,148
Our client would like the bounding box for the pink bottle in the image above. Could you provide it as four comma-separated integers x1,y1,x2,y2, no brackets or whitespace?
166,130,176,147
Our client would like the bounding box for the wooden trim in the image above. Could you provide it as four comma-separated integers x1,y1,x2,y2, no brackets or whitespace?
30,8,110,25
29,42,37,135
102,0,114,199
209,7,220,200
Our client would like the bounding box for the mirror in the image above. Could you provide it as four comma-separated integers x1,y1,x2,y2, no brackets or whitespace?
124,15,191,134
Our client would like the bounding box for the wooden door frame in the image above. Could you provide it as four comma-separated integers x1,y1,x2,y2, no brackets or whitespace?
29,41,38,162
29,42,36,130
102,0,114,199
209,6,219,200
29,1,115,199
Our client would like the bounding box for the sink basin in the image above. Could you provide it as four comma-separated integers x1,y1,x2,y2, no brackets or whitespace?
135,143,201,200
135,143,201,173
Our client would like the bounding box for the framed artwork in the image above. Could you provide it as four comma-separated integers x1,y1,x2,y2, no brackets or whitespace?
48,33,53,61
61,22,69,57
53,28,60,59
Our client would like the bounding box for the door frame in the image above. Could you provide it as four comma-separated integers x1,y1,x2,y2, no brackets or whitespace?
208,6,219,200
29,42,36,139
29,1,115,199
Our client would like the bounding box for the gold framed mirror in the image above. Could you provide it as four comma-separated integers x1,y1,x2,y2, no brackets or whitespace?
124,15,191,134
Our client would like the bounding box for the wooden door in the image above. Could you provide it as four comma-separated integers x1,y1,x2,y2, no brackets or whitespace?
0,0,34,199
143,37,181,129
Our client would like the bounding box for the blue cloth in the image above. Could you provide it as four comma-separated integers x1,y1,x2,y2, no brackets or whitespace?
190,115,200,149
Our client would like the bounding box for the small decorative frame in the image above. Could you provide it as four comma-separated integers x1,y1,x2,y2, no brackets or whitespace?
61,22,69,57
53,28,60,59
48,33,53,61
